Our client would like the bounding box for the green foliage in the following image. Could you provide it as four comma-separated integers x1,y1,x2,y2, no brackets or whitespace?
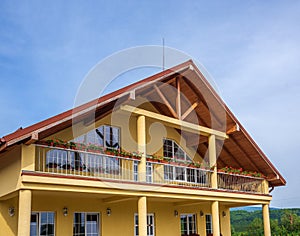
231,208,300,235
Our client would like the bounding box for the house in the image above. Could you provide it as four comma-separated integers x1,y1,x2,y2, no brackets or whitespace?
0,60,285,236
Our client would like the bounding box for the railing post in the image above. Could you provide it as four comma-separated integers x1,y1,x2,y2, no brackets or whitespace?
137,115,146,182
209,134,218,189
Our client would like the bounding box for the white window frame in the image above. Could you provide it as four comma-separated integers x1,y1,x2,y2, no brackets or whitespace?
73,212,100,236
163,165,207,184
30,212,55,236
74,125,121,150
163,138,192,162
180,213,197,235
146,162,153,183
134,213,155,236
133,161,138,181
205,214,213,235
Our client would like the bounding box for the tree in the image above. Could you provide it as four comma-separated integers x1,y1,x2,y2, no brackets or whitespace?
247,218,264,236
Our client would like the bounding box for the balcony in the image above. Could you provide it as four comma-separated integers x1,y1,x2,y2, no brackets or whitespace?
34,145,265,194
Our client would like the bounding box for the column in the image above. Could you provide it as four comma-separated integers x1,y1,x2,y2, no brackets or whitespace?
138,196,147,236
262,204,271,236
209,134,218,189
18,190,32,236
137,115,146,182
211,201,220,236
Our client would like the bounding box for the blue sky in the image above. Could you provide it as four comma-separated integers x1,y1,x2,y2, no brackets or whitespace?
1,1,300,207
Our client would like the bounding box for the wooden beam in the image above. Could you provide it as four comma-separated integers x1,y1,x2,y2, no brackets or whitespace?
103,196,137,204
0,142,7,152
227,124,240,135
182,102,198,120
120,105,228,139
139,77,176,97
154,84,178,119
216,141,244,168
181,77,224,129
230,136,261,172
176,77,182,119
25,132,39,145
129,90,136,100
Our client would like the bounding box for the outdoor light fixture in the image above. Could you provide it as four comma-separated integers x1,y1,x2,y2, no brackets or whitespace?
63,207,68,216
106,208,111,216
8,206,15,217
222,211,226,217
174,210,178,217
199,210,204,217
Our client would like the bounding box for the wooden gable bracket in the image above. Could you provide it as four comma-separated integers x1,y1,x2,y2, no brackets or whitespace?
226,123,240,135
25,132,39,145
182,102,199,120
176,76,182,119
154,84,178,119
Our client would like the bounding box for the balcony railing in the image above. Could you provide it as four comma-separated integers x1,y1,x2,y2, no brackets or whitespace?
217,172,264,193
35,145,264,194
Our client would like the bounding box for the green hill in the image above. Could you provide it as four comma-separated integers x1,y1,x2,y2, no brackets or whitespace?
231,208,300,235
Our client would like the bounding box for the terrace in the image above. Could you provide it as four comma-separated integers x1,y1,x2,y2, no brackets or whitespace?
34,144,266,194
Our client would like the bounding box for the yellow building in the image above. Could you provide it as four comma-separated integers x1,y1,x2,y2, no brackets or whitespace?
0,60,285,236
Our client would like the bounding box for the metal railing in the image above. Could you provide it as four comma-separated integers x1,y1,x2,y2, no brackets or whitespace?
217,172,264,193
147,162,212,189
35,145,137,181
35,145,264,193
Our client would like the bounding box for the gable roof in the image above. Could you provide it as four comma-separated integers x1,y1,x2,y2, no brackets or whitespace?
0,60,286,187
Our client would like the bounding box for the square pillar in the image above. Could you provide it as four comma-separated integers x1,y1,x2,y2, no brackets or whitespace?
18,190,32,236
211,201,220,236
137,115,146,182
138,196,147,236
262,204,271,236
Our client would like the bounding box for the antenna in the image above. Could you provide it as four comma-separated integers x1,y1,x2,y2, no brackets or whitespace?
162,38,165,71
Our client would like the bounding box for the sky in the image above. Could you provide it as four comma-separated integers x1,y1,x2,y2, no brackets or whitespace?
1,1,300,208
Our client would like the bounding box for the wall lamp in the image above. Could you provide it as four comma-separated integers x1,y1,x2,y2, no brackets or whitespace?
222,211,226,217
106,208,111,216
174,210,178,217
8,206,15,217
63,207,68,216
199,210,204,217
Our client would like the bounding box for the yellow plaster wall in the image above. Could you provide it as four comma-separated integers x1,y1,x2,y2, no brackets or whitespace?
0,196,18,236
31,192,226,236
0,146,21,198
21,144,35,171
220,205,231,236
44,99,202,163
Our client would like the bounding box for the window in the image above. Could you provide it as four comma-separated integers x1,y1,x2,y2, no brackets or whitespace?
133,161,138,181
85,125,120,149
134,213,155,236
46,150,86,171
205,214,213,235
180,214,197,236
73,213,99,236
146,162,153,183
86,153,120,174
30,212,55,236
164,165,207,184
163,139,192,162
